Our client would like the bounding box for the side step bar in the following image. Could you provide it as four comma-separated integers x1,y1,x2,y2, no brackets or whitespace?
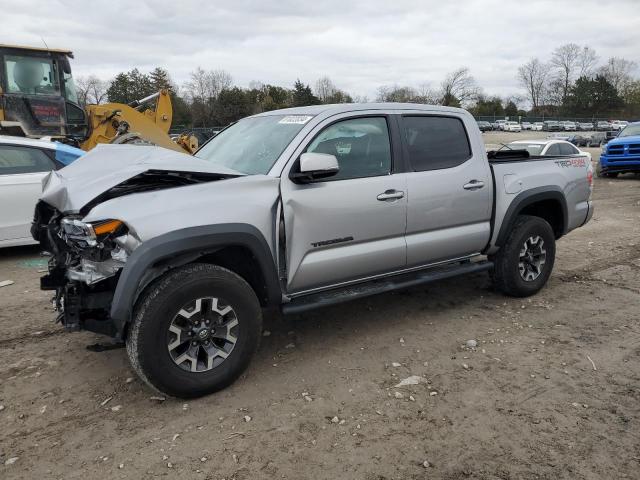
282,260,494,315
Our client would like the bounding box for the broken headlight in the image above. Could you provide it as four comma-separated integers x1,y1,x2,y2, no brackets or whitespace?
61,218,124,248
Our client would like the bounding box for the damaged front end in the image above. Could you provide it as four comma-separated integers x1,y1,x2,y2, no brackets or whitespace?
32,201,139,338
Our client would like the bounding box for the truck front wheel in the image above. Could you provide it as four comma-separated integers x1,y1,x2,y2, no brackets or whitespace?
492,215,556,297
126,263,262,398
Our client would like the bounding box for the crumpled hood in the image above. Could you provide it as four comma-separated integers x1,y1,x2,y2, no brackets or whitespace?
40,144,241,212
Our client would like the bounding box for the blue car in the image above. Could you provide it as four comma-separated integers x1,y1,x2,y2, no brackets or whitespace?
597,122,640,177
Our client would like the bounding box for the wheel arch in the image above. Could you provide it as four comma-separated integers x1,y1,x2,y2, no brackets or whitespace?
495,187,568,247
110,223,281,338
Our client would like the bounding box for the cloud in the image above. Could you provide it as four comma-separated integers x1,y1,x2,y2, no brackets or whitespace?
1,0,638,100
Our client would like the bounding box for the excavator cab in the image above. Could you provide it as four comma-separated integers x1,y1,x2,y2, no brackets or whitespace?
0,44,87,140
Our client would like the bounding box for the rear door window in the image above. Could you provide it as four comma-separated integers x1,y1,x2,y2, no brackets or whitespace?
0,145,55,174
401,116,471,171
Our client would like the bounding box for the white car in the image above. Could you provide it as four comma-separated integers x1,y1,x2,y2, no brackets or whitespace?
506,139,591,161
532,122,544,131
521,122,532,130
504,121,522,132
610,120,629,131
562,121,577,131
0,136,84,247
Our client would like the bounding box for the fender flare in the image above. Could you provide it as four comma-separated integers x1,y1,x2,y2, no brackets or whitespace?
110,223,281,334
494,187,568,247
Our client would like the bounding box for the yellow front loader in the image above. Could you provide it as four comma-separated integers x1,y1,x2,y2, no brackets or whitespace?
0,44,197,154
81,90,198,153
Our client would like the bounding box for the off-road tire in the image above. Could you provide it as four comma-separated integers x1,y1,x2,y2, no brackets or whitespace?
492,215,556,297
126,263,262,398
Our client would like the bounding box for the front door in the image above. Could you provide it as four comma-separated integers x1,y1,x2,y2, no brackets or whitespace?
281,115,407,293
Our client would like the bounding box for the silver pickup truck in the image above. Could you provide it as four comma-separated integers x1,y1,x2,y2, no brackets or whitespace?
32,103,594,398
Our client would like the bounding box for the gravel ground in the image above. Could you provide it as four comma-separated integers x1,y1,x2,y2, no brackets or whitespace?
1,140,639,479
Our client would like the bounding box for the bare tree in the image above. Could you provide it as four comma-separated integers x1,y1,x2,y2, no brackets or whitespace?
439,67,478,106
376,85,417,103
183,67,232,103
517,58,550,109
578,46,598,78
183,67,232,126
75,75,109,106
415,83,439,104
550,43,582,103
314,76,337,103
599,57,637,92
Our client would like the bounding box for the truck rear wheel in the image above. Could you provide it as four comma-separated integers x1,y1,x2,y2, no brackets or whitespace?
126,263,262,398
492,215,556,297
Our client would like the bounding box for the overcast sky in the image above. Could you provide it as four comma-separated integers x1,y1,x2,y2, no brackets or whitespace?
2,0,639,101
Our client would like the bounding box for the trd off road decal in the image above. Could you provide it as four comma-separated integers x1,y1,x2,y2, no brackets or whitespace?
311,236,354,248
555,157,586,168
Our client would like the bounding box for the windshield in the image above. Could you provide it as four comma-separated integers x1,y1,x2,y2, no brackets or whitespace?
195,114,312,175
507,143,544,155
618,124,640,138
4,55,60,95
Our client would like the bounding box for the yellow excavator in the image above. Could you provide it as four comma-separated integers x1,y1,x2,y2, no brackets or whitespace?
0,44,197,153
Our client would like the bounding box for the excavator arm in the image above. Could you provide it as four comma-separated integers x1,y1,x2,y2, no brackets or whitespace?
80,89,198,154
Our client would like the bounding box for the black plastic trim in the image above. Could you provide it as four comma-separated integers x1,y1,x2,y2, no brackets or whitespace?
110,223,281,334
494,187,568,247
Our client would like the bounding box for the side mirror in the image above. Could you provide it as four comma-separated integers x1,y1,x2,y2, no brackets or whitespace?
290,152,339,183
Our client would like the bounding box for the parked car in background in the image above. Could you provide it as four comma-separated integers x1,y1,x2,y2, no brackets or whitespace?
0,136,84,247
596,121,612,131
532,122,544,131
504,121,522,132
521,122,532,130
493,119,507,131
610,120,629,131
565,134,590,147
542,121,561,132
562,121,577,131
598,122,640,177
578,122,594,131
506,139,591,160
588,132,606,147
476,121,492,132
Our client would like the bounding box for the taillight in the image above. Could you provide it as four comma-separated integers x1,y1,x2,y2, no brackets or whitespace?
587,170,593,186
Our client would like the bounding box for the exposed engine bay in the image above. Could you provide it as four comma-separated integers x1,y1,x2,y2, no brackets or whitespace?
32,166,235,337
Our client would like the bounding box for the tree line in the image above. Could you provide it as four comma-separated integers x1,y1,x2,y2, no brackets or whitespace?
517,44,639,118
75,44,639,129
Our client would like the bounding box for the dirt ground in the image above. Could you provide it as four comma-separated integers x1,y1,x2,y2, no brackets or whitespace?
2,134,640,479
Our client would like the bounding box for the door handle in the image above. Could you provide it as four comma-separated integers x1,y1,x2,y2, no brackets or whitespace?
377,189,405,201
463,180,485,190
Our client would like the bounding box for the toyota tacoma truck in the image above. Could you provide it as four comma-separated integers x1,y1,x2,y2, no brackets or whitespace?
32,104,594,398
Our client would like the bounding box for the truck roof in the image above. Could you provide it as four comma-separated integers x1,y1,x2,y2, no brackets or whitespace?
252,103,468,117
0,43,73,56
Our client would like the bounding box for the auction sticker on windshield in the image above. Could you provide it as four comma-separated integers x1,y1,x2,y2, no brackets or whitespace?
279,115,313,124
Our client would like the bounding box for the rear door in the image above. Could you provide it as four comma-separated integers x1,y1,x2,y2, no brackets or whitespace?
281,114,407,293
399,114,493,266
0,144,55,243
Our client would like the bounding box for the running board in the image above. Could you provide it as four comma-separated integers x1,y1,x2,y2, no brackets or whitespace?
282,260,494,315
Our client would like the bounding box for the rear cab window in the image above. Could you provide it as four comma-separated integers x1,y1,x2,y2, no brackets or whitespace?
400,115,472,171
